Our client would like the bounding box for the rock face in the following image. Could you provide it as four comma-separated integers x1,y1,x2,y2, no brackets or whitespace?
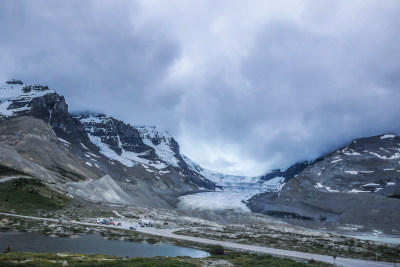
248,134,400,233
259,159,323,183
0,81,215,207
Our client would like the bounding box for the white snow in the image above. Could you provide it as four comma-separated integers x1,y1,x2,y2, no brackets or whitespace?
81,143,89,150
178,191,252,212
362,183,380,187
137,126,180,167
348,189,370,193
263,176,285,191
331,159,343,163
178,155,286,212
341,147,361,156
80,116,169,169
387,182,395,186
58,138,71,146
314,182,339,192
345,170,374,175
85,162,92,166
381,134,396,139
0,83,55,117
369,152,400,160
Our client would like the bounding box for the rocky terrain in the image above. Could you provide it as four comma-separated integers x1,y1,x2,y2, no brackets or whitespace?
248,135,400,234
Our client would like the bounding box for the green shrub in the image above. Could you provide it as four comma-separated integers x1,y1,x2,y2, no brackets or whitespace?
208,244,224,255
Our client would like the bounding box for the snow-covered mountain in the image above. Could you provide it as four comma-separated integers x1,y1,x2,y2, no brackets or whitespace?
2,79,398,233
0,80,215,207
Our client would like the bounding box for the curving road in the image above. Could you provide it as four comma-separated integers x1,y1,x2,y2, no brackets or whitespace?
0,212,395,267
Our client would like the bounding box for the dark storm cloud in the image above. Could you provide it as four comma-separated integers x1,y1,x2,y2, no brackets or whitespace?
0,0,181,123
1,0,400,175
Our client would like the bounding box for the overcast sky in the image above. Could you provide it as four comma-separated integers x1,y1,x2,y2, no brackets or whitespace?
1,0,400,176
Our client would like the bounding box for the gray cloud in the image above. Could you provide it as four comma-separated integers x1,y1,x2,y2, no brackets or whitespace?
1,0,399,175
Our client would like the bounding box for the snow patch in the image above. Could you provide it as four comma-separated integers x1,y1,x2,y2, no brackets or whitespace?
81,143,89,150
137,126,179,167
381,134,396,139
349,189,370,193
58,138,71,146
345,170,374,175
362,183,380,187
369,152,400,160
314,182,339,192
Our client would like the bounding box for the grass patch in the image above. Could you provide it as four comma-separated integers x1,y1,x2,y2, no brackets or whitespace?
0,252,330,266
0,178,70,215
208,244,224,255
222,252,329,266
0,252,195,266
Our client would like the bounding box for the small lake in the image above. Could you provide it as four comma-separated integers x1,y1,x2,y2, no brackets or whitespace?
344,233,400,245
0,232,210,258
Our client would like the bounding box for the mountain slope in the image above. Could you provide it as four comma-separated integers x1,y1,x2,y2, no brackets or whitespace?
0,81,215,207
248,134,400,233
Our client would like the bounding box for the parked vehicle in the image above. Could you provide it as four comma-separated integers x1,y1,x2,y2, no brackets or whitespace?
96,218,110,224
138,219,154,227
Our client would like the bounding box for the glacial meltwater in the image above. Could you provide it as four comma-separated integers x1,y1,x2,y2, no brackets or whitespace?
0,232,210,258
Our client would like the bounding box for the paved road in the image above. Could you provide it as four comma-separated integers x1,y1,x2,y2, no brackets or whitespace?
0,212,395,267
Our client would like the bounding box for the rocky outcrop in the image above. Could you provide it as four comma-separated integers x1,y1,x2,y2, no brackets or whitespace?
259,158,323,183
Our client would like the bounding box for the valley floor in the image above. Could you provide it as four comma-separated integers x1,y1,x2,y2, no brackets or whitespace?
0,211,398,267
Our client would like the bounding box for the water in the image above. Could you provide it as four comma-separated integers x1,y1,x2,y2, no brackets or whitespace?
344,233,400,244
0,231,210,258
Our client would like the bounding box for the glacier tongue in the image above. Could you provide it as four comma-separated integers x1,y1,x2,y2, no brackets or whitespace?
178,155,285,211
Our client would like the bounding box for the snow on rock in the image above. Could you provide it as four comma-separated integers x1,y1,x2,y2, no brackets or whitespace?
381,134,396,139
136,126,179,167
348,189,370,193
263,176,285,192
363,183,380,187
345,170,374,175
0,82,55,117
78,115,168,169
369,152,400,160
58,138,71,146
314,182,339,192
63,175,134,204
